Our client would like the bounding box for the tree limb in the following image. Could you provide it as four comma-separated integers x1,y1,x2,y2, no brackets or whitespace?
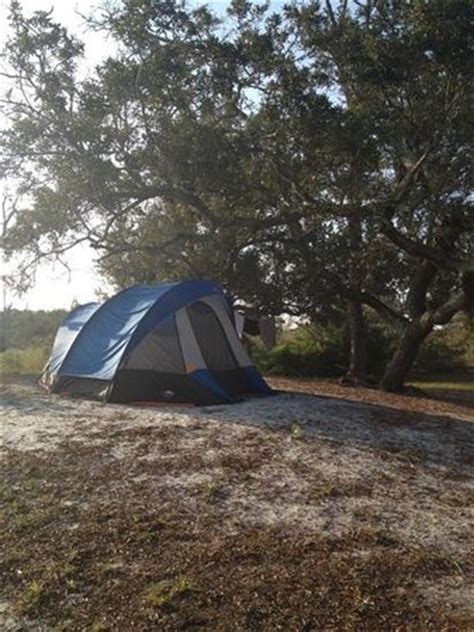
431,290,467,326
381,222,464,272
384,147,432,217
358,291,408,331
132,185,219,226
325,0,337,26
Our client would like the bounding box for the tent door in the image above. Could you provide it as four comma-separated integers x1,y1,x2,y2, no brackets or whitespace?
186,300,248,395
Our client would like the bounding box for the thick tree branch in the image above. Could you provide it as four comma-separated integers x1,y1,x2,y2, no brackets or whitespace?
96,231,197,261
332,274,408,331
359,291,408,331
381,222,463,272
139,185,218,226
431,290,467,326
384,148,432,217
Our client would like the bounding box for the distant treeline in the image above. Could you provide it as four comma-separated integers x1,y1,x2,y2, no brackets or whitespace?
1,309,67,373
250,316,473,380
0,309,472,378
1,309,67,352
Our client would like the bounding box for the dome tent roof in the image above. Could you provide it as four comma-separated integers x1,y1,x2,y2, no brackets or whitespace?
56,280,222,381
43,280,271,406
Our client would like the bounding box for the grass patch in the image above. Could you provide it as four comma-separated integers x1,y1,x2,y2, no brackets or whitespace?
290,421,304,439
13,506,57,532
14,579,45,615
0,344,49,373
202,481,227,504
408,380,473,392
142,577,194,609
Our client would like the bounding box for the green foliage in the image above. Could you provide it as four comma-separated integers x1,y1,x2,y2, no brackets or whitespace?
0,309,65,374
415,316,474,372
250,322,396,378
415,339,465,374
141,577,194,609
1,0,472,389
0,309,66,352
250,318,470,379
251,325,346,378
0,344,50,374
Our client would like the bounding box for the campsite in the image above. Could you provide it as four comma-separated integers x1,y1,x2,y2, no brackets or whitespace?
1,0,473,630
2,372,473,630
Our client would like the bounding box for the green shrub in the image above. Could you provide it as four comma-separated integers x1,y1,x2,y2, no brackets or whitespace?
415,337,467,372
0,309,66,352
415,315,473,372
251,321,397,379
0,345,50,374
249,324,347,378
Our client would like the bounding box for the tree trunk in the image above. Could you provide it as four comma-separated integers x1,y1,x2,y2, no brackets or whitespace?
345,212,368,384
346,298,368,384
381,319,432,392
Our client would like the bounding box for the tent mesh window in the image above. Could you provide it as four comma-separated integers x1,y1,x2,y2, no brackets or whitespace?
187,301,239,371
52,376,109,400
124,314,185,374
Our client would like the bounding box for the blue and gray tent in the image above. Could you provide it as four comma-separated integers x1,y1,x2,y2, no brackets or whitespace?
41,280,272,405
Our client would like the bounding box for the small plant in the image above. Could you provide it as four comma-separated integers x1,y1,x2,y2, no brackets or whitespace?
142,577,194,608
14,507,56,531
24,474,43,496
62,562,79,589
15,579,45,614
89,622,108,632
53,619,74,631
202,482,227,504
290,421,303,439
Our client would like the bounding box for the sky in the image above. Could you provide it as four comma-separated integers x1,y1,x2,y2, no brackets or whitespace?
0,0,112,310
0,0,286,311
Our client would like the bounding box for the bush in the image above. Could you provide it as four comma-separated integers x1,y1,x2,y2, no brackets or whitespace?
0,308,65,376
250,314,474,379
415,331,471,373
251,320,396,379
249,324,347,378
0,345,50,374
0,309,66,352
404,315,472,374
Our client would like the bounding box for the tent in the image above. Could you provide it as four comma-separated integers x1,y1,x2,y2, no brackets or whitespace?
40,280,272,405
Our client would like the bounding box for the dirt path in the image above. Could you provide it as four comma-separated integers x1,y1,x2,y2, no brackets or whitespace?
1,376,473,630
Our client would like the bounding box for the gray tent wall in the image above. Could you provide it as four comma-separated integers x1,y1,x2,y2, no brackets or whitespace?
44,281,271,405
105,294,266,404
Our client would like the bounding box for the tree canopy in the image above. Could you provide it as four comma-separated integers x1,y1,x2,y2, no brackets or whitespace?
1,0,472,390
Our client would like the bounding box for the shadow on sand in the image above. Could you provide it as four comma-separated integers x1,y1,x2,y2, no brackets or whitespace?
2,373,473,474
198,388,474,473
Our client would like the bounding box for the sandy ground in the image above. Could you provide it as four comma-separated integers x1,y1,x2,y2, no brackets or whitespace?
1,376,473,630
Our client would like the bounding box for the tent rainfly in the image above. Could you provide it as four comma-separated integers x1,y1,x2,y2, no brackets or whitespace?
40,280,272,405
